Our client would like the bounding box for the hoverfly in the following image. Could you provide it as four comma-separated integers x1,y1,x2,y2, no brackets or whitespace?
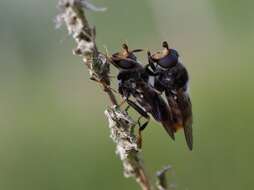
146,41,193,150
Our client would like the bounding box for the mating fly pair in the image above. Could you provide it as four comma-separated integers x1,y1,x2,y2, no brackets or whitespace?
109,42,193,150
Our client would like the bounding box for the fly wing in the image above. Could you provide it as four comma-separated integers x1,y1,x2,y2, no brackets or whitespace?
150,93,175,140
177,91,193,150
138,83,175,140
166,95,184,130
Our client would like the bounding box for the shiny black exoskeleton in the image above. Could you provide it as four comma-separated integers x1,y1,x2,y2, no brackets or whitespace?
110,43,147,101
110,44,176,142
146,41,193,150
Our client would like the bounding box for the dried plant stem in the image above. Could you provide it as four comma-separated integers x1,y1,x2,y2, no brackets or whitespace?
101,82,118,106
56,1,170,189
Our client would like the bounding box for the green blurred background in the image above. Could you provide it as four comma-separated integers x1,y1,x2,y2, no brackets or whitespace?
0,0,253,189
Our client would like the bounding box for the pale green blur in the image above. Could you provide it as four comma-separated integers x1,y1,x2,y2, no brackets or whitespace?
0,0,253,190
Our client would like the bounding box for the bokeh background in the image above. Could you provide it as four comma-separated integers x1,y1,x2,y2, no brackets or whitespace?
0,0,254,190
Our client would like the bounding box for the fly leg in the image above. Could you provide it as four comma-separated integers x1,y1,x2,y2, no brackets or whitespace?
125,105,130,112
90,77,118,94
137,116,150,149
126,99,150,148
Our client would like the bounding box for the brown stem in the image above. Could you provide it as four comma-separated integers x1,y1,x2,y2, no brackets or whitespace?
101,80,118,106
138,168,151,190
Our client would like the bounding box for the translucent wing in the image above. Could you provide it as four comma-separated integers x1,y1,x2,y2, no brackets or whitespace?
177,91,193,150
148,91,175,140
